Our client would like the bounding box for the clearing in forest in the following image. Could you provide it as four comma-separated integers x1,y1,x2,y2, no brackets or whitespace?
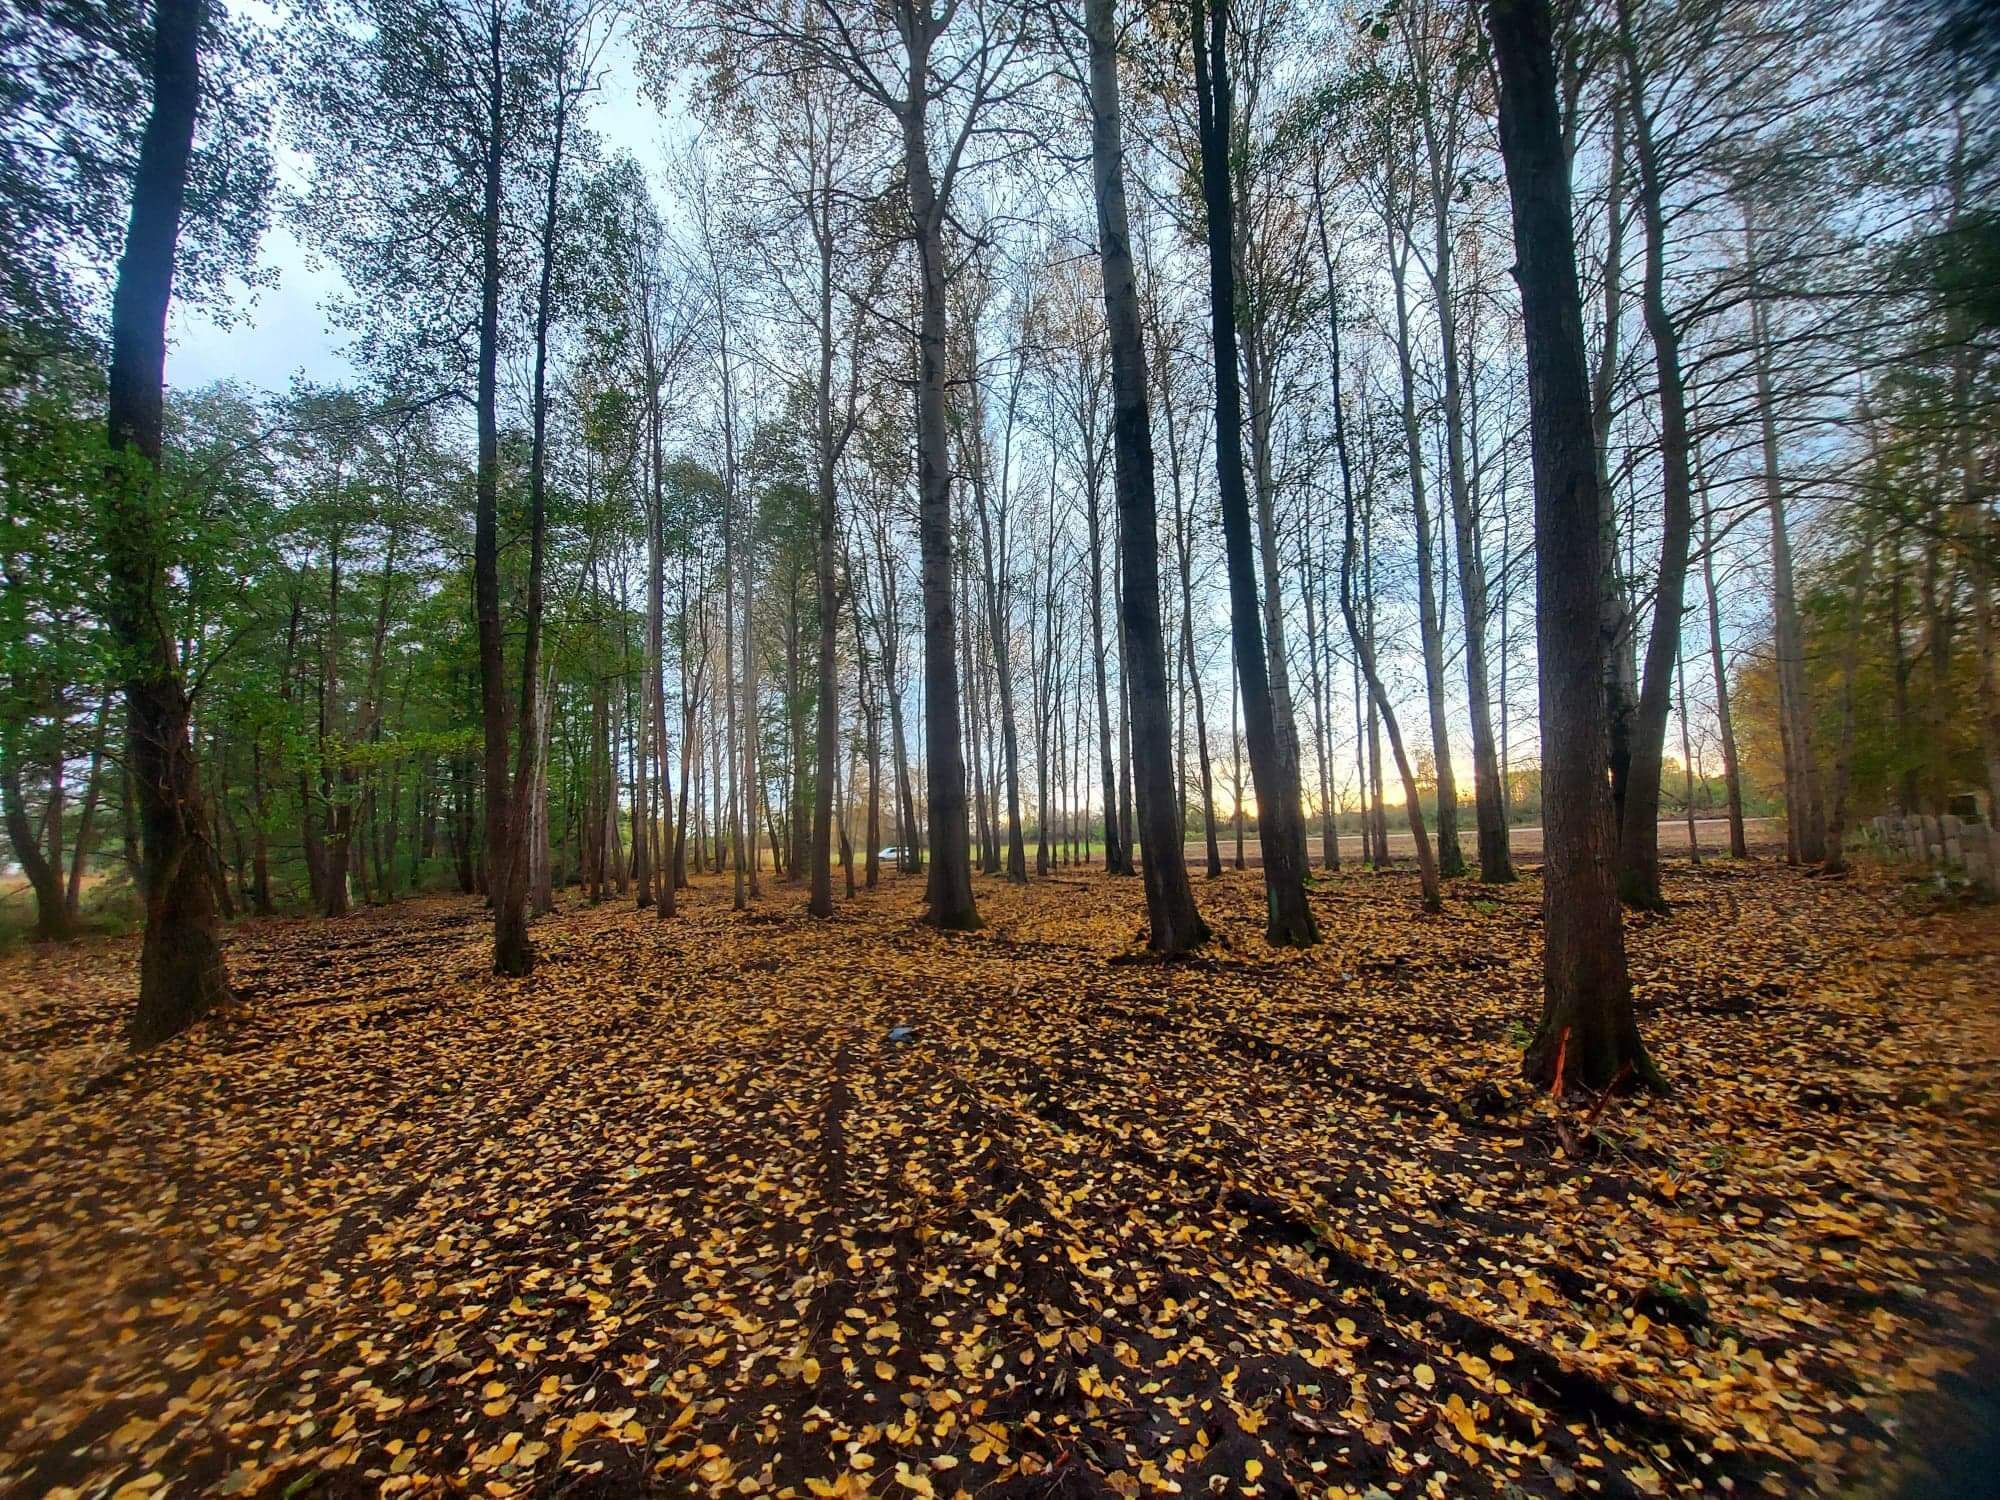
1,863,1995,1498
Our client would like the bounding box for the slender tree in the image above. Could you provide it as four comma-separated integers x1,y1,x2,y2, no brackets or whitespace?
1190,0,1314,946
1610,0,1695,911
1082,0,1206,953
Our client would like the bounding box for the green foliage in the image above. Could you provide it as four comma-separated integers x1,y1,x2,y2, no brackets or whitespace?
0,0,274,346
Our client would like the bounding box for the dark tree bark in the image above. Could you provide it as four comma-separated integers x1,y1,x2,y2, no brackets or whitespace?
1611,3,1694,912
1191,0,1315,946
808,204,842,916
852,549,883,890
1083,441,1128,877
1823,533,1875,874
647,365,677,919
1484,0,1657,1092
1697,494,1749,858
874,519,920,875
902,58,978,929
787,562,807,881
1086,0,1206,954
472,15,529,975
317,526,355,918
107,0,232,1044
1,723,70,941
1591,102,1640,846
962,550,995,875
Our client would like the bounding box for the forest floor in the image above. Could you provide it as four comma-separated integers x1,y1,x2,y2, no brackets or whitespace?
1,858,1996,1500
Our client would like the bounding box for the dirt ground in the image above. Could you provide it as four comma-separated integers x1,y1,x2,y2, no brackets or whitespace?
1,858,1995,1499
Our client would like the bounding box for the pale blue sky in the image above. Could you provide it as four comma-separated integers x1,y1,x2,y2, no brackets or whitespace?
167,23,685,395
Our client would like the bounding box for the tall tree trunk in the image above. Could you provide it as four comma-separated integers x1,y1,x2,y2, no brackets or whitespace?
968,363,1029,884
1180,542,1222,880
963,553,995,874
1612,12,1696,911
1676,642,1699,863
1297,522,1338,873
1363,510,1390,866
1084,463,1127,876
1415,110,1511,884
1485,0,1656,1092
1823,535,1875,874
786,566,806,881
1230,666,1245,870
1113,554,1133,864
1191,0,1315,945
646,353,677,918
107,0,230,1043
808,197,841,915
902,66,977,928
532,669,555,916
473,14,530,974
1698,499,1748,858
249,737,273,914
853,565,883,891
633,582,654,905
1592,101,1640,839
1349,647,1375,867
1158,367,1222,879
1323,216,1441,913
589,668,608,903
1238,275,1308,877
887,661,915,872
318,527,354,919
1086,0,1206,953
64,697,101,914
1387,229,1464,879
1744,208,1825,862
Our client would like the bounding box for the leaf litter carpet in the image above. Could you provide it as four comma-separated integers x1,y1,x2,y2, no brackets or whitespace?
1,862,1996,1499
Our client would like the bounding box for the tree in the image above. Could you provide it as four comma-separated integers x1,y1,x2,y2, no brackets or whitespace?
730,73,889,916
1190,0,1315,947
294,0,609,973
0,349,113,943
1314,156,1441,915
1399,0,1512,884
0,0,272,349
1608,0,1696,910
1041,265,1130,879
1080,0,1207,954
1483,0,1656,1092
107,0,233,1045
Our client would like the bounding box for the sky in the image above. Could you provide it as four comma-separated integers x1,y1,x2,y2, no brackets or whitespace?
167,23,683,396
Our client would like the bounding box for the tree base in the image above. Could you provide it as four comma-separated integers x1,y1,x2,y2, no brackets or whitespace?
1522,1017,1666,1096
128,924,231,1049
1154,918,1211,958
493,919,534,978
1617,870,1672,914
1263,885,1319,948
922,908,984,933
